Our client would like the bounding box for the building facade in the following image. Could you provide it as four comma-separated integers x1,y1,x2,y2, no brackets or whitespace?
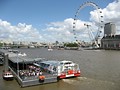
104,22,116,36
101,35,120,50
101,22,120,50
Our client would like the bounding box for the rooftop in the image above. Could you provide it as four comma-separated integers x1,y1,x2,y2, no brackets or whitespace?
9,56,34,63
102,35,120,39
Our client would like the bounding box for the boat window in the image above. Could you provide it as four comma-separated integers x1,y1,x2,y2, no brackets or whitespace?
65,62,72,64
60,63,63,64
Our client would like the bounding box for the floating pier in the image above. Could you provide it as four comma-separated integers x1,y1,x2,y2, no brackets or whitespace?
0,49,58,87
10,66,58,87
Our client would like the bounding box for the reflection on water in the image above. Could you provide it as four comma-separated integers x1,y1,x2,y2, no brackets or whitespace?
0,48,120,90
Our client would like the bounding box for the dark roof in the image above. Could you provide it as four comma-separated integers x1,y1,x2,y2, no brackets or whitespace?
9,56,43,63
9,56,32,63
36,60,60,66
102,35,120,39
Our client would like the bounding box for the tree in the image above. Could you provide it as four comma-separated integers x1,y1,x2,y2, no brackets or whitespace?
64,42,78,47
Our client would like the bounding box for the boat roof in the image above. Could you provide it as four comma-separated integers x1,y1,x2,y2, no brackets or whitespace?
36,60,76,67
60,60,73,63
9,56,32,63
37,60,60,66
4,71,12,74
9,56,43,63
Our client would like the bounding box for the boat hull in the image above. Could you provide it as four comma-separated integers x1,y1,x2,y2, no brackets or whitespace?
58,72,80,79
3,76,14,81
2,71,14,81
0,63,3,66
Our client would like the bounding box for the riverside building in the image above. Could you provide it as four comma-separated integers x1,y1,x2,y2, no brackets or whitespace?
101,22,120,50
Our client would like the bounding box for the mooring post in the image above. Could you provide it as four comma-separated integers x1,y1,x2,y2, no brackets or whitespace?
4,54,9,71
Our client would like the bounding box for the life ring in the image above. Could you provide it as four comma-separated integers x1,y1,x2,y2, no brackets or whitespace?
39,75,45,83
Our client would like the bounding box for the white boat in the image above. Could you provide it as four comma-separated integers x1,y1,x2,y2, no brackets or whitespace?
18,52,27,56
3,71,14,81
34,60,80,79
48,45,53,51
2,54,14,81
8,49,27,56
48,48,53,51
57,60,80,79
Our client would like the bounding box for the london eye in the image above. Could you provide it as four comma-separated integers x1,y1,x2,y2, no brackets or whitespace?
73,1,104,47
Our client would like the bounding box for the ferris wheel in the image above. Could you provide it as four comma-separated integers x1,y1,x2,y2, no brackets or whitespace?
73,1,104,47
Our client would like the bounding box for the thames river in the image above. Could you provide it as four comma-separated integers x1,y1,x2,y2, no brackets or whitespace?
0,48,120,90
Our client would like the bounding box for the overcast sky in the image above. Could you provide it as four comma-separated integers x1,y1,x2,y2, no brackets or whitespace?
0,0,119,43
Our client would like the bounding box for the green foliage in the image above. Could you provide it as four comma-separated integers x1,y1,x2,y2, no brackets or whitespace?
64,42,78,47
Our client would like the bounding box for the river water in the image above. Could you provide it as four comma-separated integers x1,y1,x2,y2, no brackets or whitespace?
0,48,120,90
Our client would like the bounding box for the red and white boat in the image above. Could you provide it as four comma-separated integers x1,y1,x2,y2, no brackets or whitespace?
3,71,14,81
34,60,80,79
57,60,80,79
